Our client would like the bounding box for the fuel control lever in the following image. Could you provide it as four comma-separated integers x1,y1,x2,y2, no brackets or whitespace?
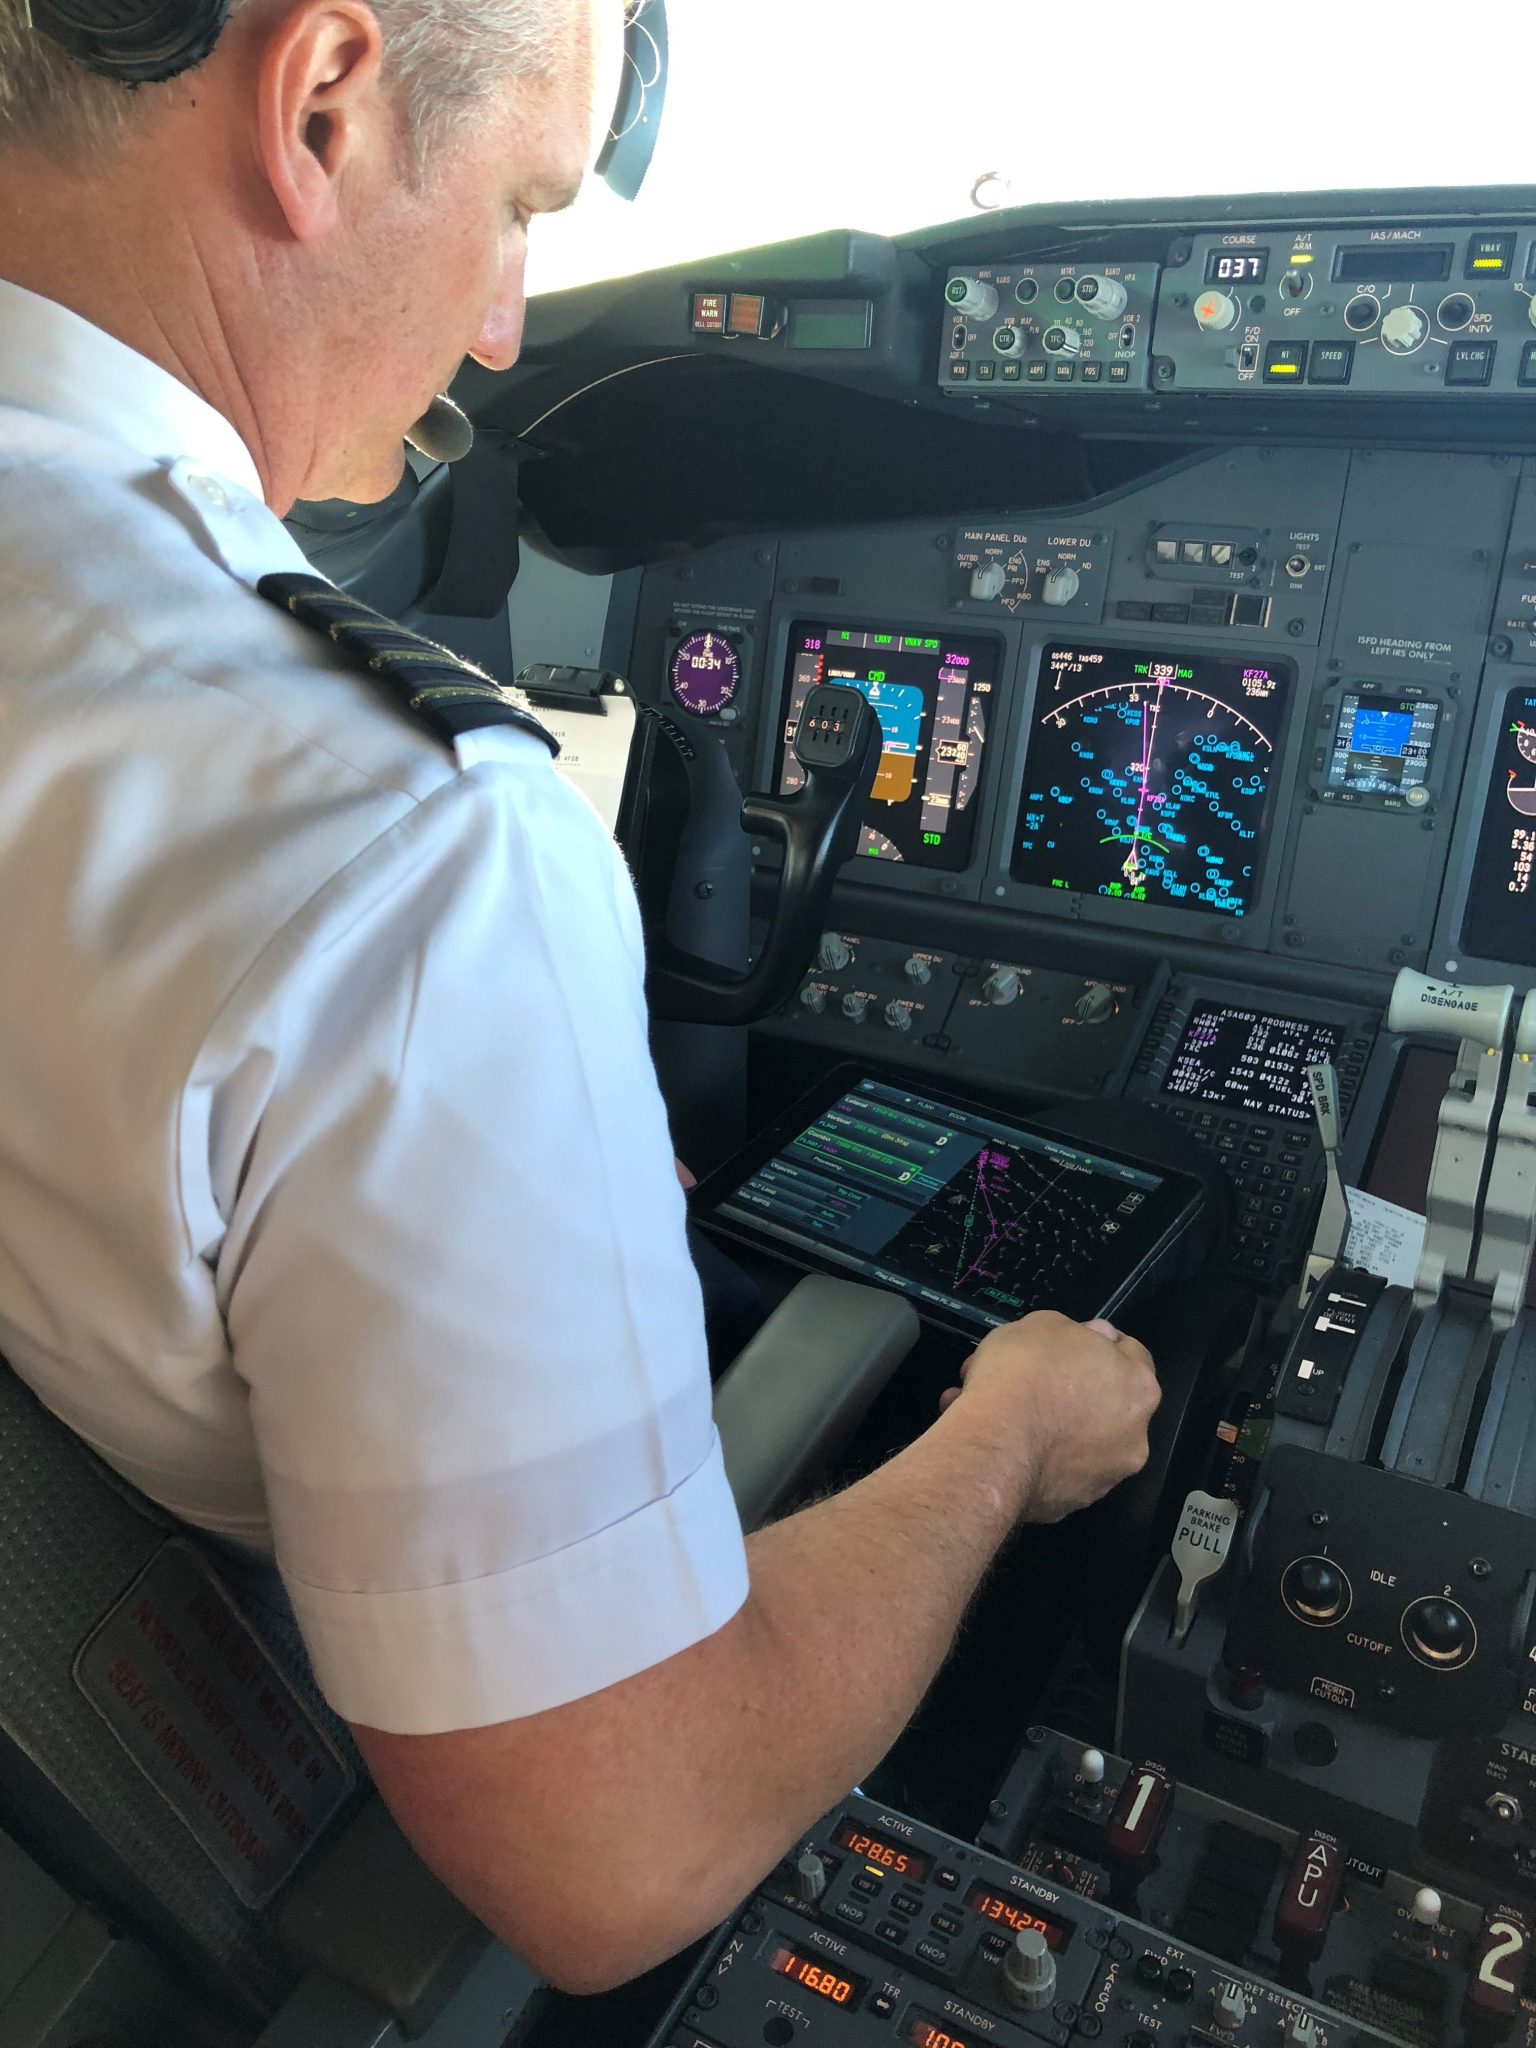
646,684,882,1026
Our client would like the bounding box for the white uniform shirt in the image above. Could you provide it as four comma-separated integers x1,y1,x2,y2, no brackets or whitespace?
0,281,749,1736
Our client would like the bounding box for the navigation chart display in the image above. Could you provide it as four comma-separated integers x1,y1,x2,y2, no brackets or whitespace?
705,1077,1201,1334
1461,685,1536,969
778,623,996,870
1012,643,1295,918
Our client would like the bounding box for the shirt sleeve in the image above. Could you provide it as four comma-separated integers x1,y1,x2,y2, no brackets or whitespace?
202,741,749,1736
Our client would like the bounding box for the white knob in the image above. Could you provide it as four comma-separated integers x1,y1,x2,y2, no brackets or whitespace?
817,932,851,973
1042,566,1080,607
904,956,932,986
1042,324,1083,357
884,1001,912,1034
1380,303,1431,355
1283,2015,1321,2048
841,993,868,1024
982,968,1021,1007
1076,274,1129,320
1003,1929,1057,2011
799,985,827,1015
970,561,1006,601
1411,1886,1443,1927
1194,288,1241,333
1211,1981,1248,2029
795,1849,828,1904
946,275,999,320
1527,293,1536,331
1077,1747,1106,1786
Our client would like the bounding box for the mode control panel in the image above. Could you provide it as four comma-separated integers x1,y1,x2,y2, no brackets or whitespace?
1155,226,1536,397
942,260,1158,390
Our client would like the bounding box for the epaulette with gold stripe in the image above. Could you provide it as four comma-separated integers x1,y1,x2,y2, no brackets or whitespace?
259,573,559,759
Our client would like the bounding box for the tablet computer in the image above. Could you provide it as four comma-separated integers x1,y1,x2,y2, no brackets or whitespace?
692,1072,1207,1343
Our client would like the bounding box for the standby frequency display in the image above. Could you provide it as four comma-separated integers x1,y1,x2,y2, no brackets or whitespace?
695,1075,1204,1338
1461,684,1536,970
777,623,997,870
1012,643,1295,919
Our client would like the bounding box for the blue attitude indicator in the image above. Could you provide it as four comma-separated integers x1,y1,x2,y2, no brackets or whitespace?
1013,643,1294,919
669,631,742,717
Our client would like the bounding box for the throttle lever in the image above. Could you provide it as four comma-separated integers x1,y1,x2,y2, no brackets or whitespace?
647,685,882,1026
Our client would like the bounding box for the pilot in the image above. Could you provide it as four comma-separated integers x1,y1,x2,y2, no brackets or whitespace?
0,0,1159,1995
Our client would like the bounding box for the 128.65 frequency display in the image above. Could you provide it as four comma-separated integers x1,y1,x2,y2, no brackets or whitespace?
1012,644,1295,919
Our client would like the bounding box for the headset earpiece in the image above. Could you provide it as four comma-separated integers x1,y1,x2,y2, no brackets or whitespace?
26,0,230,86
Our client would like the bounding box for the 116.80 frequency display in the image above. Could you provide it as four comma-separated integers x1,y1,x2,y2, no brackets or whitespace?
1012,644,1294,919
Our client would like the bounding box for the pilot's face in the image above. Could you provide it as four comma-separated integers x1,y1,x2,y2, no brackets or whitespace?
316,3,602,504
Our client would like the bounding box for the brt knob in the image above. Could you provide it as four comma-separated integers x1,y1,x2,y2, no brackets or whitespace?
884,1001,913,1034
1003,1929,1057,2012
1403,1597,1475,1668
817,932,851,972
795,1850,827,1905
946,275,999,320
1195,289,1241,332
982,968,1022,1006
1210,1981,1248,2030
1380,303,1431,354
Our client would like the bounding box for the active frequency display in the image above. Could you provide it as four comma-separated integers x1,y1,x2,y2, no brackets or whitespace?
1462,685,1536,969
1012,643,1294,918
697,1076,1204,1336
778,623,996,870
1164,1004,1344,1124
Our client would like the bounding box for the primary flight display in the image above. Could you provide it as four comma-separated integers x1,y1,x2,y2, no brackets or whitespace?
1012,643,1295,919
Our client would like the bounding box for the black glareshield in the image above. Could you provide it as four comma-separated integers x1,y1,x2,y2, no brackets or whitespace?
647,686,882,1028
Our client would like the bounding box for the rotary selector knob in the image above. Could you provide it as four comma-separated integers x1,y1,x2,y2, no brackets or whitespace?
1283,2015,1321,2048
1194,288,1241,333
1210,1982,1248,2030
1042,566,1081,608
1403,1596,1476,1668
1380,303,1431,355
1041,324,1084,357
841,993,869,1024
1282,1556,1351,1626
799,985,827,1016
1003,1930,1057,2012
946,275,999,320
1076,982,1116,1024
1076,273,1128,319
817,932,852,973
795,1850,828,1905
884,1001,913,1034
970,561,1006,601
1528,294,1536,332
904,956,932,986
982,968,1022,1007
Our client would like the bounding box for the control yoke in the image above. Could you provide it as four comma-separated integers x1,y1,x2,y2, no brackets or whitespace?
646,685,882,1027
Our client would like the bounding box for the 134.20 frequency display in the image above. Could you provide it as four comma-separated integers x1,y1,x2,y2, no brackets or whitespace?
778,624,996,871
1012,644,1294,918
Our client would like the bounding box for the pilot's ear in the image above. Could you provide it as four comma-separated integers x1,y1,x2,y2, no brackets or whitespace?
255,1,389,241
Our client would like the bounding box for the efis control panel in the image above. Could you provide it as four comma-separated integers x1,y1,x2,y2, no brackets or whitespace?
943,262,1159,391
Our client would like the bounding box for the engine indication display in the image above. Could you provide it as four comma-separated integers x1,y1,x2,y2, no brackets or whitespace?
1012,643,1294,919
778,623,996,870
1325,689,1438,804
1461,685,1536,969
669,630,741,717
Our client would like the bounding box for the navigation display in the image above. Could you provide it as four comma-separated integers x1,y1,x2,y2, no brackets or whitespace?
1012,643,1294,918
1325,689,1438,803
1164,1004,1344,1123
1461,685,1536,969
703,1077,1202,1335
778,623,996,870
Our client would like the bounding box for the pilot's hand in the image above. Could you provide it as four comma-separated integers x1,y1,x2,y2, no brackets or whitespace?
942,1311,1160,1524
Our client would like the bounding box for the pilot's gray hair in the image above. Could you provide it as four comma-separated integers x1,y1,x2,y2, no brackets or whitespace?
0,0,576,163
